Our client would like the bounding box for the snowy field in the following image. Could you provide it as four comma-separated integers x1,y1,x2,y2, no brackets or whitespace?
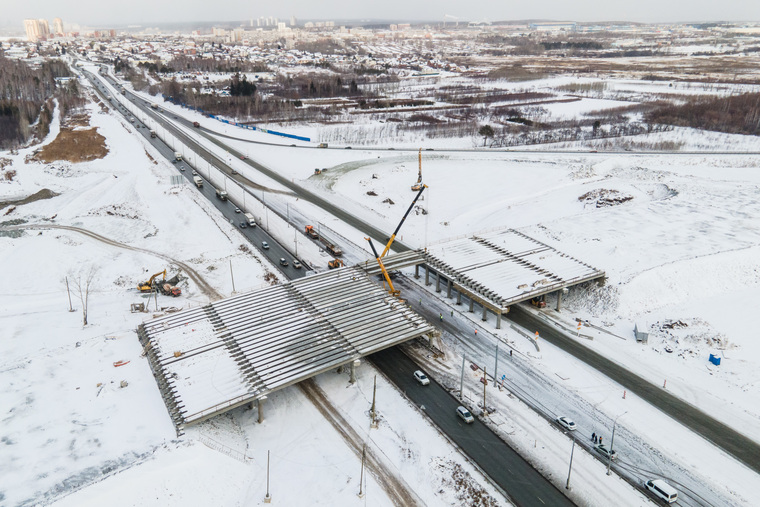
2,66,760,507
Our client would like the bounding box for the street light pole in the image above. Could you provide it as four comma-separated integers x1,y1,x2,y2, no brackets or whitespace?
607,411,627,476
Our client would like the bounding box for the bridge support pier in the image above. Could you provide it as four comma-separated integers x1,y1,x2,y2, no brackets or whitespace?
350,360,359,384
469,299,474,313
556,290,563,312
415,264,420,279
425,266,430,286
457,290,462,305
496,311,502,329
482,306,488,322
257,396,266,424
447,279,452,298
435,272,441,293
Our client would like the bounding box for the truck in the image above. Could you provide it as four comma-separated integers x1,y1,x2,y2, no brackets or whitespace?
215,188,228,200
244,213,256,227
324,241,342,257
174,152,182,161
150,103,159,110
305,225,319,239
150,130,156,138
193,176,203,188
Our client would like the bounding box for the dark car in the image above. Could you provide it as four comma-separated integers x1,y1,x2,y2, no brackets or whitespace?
239,222,248,229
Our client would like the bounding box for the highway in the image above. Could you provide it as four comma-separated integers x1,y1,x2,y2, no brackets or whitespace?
371,347,574,507
508,306,760,477
84,65,752,505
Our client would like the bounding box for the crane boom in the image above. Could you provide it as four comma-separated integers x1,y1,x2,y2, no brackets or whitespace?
366,237,399,297
381,184,427,258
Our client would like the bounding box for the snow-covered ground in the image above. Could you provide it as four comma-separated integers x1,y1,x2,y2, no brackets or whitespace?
3,65,760,507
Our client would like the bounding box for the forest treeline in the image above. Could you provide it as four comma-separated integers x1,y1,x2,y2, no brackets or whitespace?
0,56,81,148
647,93,760,135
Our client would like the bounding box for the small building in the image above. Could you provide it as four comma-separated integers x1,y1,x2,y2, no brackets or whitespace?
634,322,649,343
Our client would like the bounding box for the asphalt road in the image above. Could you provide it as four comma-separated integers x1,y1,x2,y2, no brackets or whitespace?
508,306,760,476
370,347,575,507
85,70,307,279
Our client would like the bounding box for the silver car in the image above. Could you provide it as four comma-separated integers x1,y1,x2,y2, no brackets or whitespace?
456,406,474,424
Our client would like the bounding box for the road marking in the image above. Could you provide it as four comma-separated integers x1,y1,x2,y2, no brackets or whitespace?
537,496,545,504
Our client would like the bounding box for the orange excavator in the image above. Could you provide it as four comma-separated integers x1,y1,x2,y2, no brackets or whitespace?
138,270,166,292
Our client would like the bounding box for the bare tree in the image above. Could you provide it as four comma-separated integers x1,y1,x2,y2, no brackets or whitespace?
71,267,98,326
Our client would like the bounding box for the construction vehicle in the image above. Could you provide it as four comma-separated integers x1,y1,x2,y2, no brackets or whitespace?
138,270,166,292
324,241,342,257
215,188,228,200
328,259,344,269
160,283,181,297
380,184,427,258
365,238,399,297
530,295,547,308
314,168,322,175
411,148,423,191
305,225,319,239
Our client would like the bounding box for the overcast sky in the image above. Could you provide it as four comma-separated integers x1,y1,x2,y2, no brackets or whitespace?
5,0,760,28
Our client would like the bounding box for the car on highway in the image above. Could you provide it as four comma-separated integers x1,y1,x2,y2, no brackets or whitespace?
231,170,238,175
279,258,289,267
292,259,302,269
456,406,474,424
413,370,430,386
234,208,241,213
239,222,247,229
179,166,185,172
261,241,269,250
595,444,617,461
556,416,576,431
240,155,247,159
192,170,198,176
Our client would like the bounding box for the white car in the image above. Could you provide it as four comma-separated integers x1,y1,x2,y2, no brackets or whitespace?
261,241,269,250
413,370,430,386
595,444,617,461
556,416,577,431
292,259,302,269
456,406,474,424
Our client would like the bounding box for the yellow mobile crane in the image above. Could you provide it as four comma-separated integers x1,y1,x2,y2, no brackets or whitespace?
411,148,423,191
380,184,427,258
365,237,400,298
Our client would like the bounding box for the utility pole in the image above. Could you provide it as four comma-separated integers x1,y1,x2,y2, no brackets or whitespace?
566,437,576,490
358,444,366,498
370,375,377,428
264,449,271,503
483,366,487,412
494,342,499,386
460,354,466,400
607,411,627,476
229,260,236,294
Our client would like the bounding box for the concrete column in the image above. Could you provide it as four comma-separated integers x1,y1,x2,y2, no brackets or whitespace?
556,290,563,312
349,360,358,384
415,264,420,279
457,291,462,305
447,279,452,298
337,364,344,374
469,299,474,313
482,306,488,322
257,397,266,424
496,311,502,330
435,272,441,293
425,266,430,286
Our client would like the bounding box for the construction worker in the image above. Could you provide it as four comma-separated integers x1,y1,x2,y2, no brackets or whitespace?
439,313,443,321
450,310,453,317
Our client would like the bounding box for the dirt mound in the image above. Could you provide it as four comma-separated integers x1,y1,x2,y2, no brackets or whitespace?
33,122,108,164
0,188,59,211
579,188,633,208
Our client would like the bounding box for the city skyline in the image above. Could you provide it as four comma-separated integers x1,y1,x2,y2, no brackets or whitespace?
5,0,760,29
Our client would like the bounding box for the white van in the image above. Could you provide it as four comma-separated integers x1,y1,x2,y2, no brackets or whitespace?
646,479,678,504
